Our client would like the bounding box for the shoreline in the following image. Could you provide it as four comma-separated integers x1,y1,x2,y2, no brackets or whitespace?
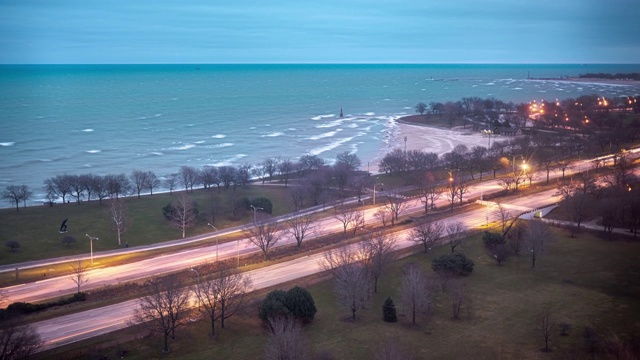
384,114,495,165
529,77,640,87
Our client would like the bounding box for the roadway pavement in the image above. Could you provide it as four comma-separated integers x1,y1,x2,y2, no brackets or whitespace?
32,187,563,351
4,147,639,352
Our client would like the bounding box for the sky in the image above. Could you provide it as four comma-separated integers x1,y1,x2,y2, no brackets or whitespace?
1,0,639,64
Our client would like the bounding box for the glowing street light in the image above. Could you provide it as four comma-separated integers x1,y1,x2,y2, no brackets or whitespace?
207,223,219,263
85,234,99,265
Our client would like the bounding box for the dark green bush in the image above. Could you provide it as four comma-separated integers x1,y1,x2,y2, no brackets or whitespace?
432,253,474,276
250,197,273,214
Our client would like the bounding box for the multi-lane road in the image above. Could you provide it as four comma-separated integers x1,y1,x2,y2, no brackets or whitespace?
3,148,637,352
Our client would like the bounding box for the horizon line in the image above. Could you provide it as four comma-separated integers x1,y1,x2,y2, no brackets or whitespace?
2,62,640,66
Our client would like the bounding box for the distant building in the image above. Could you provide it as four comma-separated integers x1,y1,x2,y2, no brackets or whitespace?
493,126,522,136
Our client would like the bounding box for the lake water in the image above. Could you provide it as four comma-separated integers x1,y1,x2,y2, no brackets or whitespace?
2,63,640,206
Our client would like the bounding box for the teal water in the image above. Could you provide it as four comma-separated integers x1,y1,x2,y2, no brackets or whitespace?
1,64,640,206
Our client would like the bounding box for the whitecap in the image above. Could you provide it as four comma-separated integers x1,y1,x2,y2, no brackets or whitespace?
151,152,164,156
262,132,284,138
212,134,226,139
347,124,358,128
81,129,94,132
309,137,355,156
86,150,101,154
250,127,257,130
311,114,335,121
186,124,195,127
194,140,206,144
155,113,163,117
288,128,297,131
173,144,195,150
482,82,495,86
209,154,248,167
363,112,375,116
208,143,234,149
403,107,412,110
315,119,344,129
0,142,15,147
512,87,523,90
308,131,338,140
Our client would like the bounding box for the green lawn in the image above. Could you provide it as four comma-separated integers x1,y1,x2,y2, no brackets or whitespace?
46,225,640,360
0,185,298,265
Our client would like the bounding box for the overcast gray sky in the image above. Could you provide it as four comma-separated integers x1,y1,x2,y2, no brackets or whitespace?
1,0,639,64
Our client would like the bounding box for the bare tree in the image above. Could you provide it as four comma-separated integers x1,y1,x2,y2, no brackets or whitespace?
179,165,199,192
410,219,444,254
538,304,556,352
130,169,149,199
163,173,178,195
245,216,281,260
146,171,160,195
321,247,370,321
525,220,551,268
399,263,431,326
69,259,89,294
2,185,26,212
277,158,295,187
0,323,44,360
414,171,441,213
334,202,360,235
132,276,192,353
384,191,408,225
374,209,389,228
494,204,511,233
565,193,591,237
110,197,128,246
196,264,252,336
364,229,397,293
456,179,472,205
289,186,305,211
445,221,466,253
264,316,309,360
262,158,280,181
449,280,469,320
166,193,198,239
285,212,316,248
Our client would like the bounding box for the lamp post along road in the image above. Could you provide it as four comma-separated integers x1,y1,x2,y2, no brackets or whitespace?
207,223,219,262
249,205,263,223
190,268,201,311
85,234,99,265
373,182,383,205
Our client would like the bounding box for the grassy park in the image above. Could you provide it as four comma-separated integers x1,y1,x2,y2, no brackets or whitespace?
40,224,640,360
0,185,300,265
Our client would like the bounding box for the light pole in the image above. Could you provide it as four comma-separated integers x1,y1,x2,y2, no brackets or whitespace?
448,169,455,211
373,182,384,205
250,205,263,223
236,238,241,268
85,234,99,265
190,268,201,311
404,136,407,157
207,223,219,263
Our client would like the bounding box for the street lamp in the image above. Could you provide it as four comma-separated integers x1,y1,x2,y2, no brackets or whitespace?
207,223,219,263
373,182,384,205
190,268,201,311
404,136,407,157
249,205,263,223
85,234,99,265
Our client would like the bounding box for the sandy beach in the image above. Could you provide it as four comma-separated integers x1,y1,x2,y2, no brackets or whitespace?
363,118,499,173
